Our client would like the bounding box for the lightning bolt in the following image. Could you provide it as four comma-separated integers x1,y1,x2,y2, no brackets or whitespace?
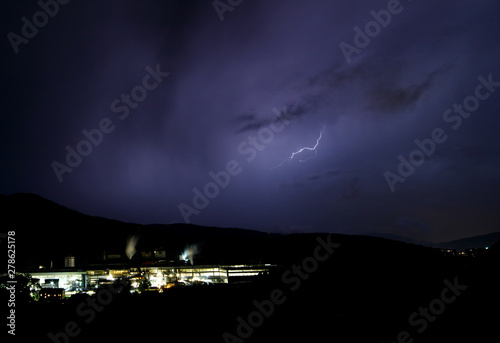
289,125,325,162
272,125,326,169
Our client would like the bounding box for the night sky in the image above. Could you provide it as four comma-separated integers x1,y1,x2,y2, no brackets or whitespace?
1,0,499,242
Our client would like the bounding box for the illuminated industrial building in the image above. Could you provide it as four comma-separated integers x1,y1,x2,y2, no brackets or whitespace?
27,263,274,297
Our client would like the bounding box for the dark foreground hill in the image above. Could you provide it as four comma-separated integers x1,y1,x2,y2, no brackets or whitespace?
1,193,499,342
1,193,277,269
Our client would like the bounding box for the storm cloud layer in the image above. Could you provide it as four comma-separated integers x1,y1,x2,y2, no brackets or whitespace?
1,0,499,242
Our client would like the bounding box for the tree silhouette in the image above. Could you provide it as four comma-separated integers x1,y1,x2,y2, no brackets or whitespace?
0,273,41,303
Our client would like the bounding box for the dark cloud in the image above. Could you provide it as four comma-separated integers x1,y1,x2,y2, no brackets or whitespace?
366,76,432,113
365,66,448,114
235,103,309,133
279,169,351,188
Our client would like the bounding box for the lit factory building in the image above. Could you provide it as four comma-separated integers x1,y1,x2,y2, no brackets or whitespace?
26,248,274,298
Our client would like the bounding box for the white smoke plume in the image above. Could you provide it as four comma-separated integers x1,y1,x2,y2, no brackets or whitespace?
125,235,140,260
182,244,199,265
